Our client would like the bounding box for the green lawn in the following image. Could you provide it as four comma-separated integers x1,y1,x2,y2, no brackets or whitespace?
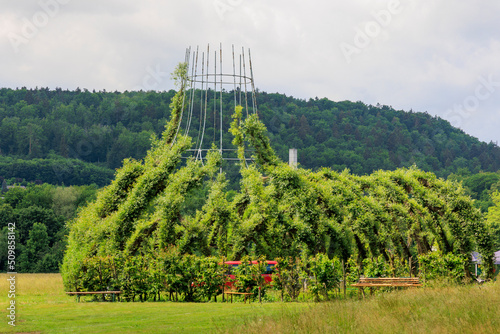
1,274,499,333
0,274,307,333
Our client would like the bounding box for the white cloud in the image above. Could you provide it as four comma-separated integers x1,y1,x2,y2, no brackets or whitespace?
0,0,499,143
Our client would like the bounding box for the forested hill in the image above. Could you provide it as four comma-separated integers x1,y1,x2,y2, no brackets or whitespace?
258,92,500,175
1,87,500,186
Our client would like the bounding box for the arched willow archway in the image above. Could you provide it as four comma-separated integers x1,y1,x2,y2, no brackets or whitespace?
62,64,495,291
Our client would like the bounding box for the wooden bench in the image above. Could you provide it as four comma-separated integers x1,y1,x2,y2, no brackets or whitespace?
224,291,253,303
66,291,122,302
352,277,421,297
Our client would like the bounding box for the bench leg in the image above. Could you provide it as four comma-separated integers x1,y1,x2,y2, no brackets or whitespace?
231,294,233,303
357,288,362,299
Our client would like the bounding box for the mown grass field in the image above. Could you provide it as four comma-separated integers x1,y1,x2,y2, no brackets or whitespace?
1,274,499,333
0,274,307,333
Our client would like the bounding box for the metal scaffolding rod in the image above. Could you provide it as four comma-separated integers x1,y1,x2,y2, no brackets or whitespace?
174,44,259,164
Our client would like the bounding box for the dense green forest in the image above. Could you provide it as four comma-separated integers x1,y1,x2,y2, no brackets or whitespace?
0,183,97,272
1,87,500,187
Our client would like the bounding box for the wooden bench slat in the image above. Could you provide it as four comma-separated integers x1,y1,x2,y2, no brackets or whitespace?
66,291,122,302
358,278,419,281
359,277,419,279
354,284,421,286
355,278,420,284
352,283,422,287
224,290,253,303
352,277,422,298
66,291,121,295
359,280,420,283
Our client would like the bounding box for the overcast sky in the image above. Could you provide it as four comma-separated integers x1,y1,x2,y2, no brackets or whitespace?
1,0,500,144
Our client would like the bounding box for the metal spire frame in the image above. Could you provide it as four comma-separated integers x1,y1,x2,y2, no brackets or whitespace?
175,44,258,165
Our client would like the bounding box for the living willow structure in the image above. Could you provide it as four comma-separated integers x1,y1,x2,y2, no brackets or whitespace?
62,63,495,295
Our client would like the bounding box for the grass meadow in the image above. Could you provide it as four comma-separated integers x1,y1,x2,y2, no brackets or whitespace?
229,280,500,334
0,274,498,333
0,274,307,333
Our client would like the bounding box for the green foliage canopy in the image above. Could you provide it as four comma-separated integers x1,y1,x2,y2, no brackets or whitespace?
61,64,496,294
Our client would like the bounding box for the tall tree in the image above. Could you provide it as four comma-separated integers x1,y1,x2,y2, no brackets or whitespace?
19,222,50,272
486,192,500,249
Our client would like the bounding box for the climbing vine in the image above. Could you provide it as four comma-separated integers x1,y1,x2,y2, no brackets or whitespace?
62,63,496,297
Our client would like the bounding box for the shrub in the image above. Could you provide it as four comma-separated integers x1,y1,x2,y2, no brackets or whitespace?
418,251,468,284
